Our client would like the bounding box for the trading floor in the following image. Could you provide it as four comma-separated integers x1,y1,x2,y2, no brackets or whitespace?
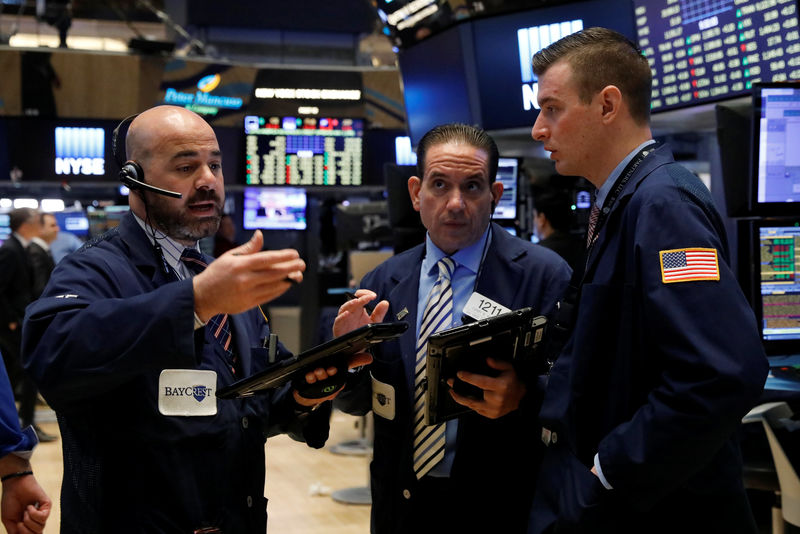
30,406,371,534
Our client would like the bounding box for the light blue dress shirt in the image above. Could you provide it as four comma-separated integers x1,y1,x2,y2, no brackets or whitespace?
414,225,492,476
593,139,657,209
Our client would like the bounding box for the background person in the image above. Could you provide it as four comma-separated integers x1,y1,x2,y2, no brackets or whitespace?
530,187,584,270
334,123,571,533
527,27,768,533
28,212,58,299
0,209,53,443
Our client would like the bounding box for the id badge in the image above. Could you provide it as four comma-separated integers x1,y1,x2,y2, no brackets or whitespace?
158,369,217,416
371,372,396,421
462,292,511,321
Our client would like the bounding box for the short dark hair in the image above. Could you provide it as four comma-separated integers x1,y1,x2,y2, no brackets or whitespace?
532,27,652,125
416,123,499,183
531,188,573,232
9,208,37,232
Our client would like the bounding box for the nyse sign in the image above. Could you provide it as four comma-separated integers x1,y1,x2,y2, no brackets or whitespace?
54,127,105,176
518,19,584,111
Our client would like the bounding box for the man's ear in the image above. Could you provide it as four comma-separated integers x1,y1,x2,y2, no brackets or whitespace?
599,85,622,124
408,176,422,211
491,180,504,212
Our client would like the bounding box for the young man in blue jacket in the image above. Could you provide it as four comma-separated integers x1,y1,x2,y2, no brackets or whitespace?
528,27,768,533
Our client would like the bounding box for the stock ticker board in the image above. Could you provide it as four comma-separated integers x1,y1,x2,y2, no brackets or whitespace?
634,0,800,111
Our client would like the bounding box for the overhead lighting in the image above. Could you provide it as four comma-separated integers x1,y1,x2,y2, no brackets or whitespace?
13,198,38,209
8,33,128,51
41,199,66,212
255,88,361,101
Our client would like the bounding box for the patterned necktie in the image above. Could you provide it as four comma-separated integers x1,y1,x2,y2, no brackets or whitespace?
412,256,456,479
586,202,601,249
180,249,239,376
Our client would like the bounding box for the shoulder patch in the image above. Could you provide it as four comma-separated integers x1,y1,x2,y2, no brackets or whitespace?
659,248,719,284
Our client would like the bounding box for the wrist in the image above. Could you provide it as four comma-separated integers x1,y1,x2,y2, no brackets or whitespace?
0,470,33,483
0,453,31,482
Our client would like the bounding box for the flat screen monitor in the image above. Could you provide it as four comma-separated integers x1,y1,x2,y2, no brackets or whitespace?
472,0,636,130
751,82,800,216
54,210,89,237
0,212,10,246
242,187,307,231
3,117,120,181
754,219,800,355
632,0,800,113
494,157,519,221
87,205,129,237
244,116,364,186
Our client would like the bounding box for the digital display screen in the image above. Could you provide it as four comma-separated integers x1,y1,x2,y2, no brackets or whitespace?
494,157,519,220
0,213,10,246
753,83,800,214
244,116,364,186
242,187,307,231
54,210,90,237
2,118,119,181
758,223,800,347
633,0,800,112
470,0,635,131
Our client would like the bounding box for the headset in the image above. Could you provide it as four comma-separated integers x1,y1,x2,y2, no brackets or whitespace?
111,114,182,199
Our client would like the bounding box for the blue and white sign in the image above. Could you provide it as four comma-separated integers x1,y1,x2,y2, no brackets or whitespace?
517,20,584,110
54,127,105,176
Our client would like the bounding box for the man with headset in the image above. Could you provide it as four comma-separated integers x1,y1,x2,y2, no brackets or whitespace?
333,123,571,533
22,105,360,533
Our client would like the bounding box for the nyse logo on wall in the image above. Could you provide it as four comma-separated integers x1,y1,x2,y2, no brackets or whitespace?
517,20,584,111
54,127,105,176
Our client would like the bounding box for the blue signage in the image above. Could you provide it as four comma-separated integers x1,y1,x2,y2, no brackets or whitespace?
54,127,105,176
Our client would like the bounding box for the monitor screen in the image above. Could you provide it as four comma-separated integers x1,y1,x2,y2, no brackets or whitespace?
472,0,636,130
2,117,120,181
752,82,800,215
0,212,10,246
54,210,90,237
243,116,364,186
242,187,307,230
494,157,519,221
633,0,800,113
755,219,800,355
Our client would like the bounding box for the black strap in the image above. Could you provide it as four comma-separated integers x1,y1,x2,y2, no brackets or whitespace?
544,143,657,369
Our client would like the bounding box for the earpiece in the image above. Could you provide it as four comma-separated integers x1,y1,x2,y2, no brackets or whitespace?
111,113,182,199
119,160,144,190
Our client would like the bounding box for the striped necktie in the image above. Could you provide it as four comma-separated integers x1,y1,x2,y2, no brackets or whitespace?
180,249,239,376
586,202,601,249
412,256,455,479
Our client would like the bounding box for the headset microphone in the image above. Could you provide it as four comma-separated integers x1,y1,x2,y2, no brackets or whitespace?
119,161,182,199
113,114,182,199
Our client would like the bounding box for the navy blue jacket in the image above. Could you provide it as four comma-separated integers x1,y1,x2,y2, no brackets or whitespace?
21,212,330,534
530,145,768,533
336,223,571,533
0,354,36,455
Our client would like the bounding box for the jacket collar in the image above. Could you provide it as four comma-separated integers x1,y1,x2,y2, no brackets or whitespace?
584,144,674,274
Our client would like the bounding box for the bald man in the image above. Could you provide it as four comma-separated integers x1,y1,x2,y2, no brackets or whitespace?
21,106,359,533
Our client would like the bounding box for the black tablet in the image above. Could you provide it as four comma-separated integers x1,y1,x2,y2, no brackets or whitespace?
424,308,547,425
216,321,408,399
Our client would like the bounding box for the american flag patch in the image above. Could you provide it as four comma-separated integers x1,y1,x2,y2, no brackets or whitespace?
659,248,719,284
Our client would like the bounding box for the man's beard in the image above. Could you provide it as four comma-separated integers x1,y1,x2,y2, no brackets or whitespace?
145,190,223,243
